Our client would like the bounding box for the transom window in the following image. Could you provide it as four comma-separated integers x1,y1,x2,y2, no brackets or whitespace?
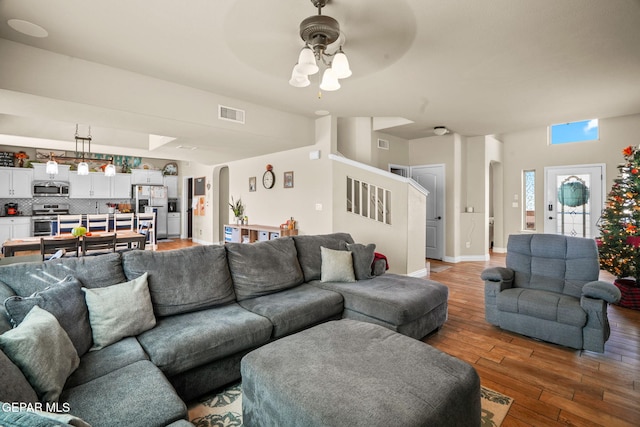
549,119,598,145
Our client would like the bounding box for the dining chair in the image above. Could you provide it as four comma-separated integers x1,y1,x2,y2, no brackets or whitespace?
113,213,135,231
114,212,135,250
86,214,109,232
81,233,117,256
57,215,83,235
136,212,156,250
40,236,79,260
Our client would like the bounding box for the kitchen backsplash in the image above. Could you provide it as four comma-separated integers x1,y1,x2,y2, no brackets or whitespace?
0,198,134,216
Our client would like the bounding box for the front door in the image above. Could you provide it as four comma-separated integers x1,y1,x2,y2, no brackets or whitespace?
544,164,605,238
411,164,445,260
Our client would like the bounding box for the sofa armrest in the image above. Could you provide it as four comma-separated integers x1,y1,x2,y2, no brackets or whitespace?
481,267,514,283
582,281,621,304
372,258,387,276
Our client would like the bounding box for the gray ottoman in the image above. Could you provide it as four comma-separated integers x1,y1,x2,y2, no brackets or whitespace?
241,319,481,427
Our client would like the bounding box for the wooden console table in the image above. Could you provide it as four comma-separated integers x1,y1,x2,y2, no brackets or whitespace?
224,224,297,243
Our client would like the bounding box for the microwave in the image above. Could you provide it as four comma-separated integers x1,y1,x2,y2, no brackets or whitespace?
32,181,70,197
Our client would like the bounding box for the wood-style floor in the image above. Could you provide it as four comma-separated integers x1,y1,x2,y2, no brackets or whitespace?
159,239,640,426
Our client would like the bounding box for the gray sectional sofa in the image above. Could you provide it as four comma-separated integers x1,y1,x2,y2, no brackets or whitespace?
0,233,449,427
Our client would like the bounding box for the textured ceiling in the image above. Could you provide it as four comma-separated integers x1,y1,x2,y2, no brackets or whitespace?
0,0,639,163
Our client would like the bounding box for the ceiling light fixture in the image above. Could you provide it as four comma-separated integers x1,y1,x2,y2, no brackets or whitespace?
433,126,449,136
290,0,352,97
75,124,91,176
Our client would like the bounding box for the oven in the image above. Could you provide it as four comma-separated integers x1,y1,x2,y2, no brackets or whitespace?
32,216,56,236
31,203,70,237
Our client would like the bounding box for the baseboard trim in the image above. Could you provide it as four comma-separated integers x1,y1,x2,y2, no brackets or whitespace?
443,254,491,263
492,246,507,253
408,268,428,278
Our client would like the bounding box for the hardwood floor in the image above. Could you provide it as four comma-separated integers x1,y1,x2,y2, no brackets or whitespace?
162,240,640,426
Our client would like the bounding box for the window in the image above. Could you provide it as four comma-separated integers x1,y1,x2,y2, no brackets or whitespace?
549,119,598,145
524,170,536,230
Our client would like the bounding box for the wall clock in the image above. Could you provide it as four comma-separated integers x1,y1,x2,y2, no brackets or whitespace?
263,169,275,189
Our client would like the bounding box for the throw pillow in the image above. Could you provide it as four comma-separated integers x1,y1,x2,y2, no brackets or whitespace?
4,276,93,356
320,246,356,283
0,306,80,403
82,272,156,351
340,242,376,280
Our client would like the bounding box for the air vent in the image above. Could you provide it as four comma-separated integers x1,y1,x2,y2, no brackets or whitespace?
218,105,245,124
377,138,390,150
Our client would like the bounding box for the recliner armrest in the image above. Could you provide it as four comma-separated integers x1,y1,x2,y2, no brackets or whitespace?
582,281,621,304
481,267,514,282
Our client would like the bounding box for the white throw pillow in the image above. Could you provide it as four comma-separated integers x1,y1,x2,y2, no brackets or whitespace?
82,272,156,351
0,306,79,402
320,246,356,282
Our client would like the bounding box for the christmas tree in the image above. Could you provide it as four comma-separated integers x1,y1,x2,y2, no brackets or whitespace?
598,145,640,282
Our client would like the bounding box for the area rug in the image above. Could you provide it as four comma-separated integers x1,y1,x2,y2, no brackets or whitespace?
188,383,513,427
430,265,451,273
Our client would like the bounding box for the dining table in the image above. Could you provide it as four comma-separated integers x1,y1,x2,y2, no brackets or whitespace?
1,231,147,257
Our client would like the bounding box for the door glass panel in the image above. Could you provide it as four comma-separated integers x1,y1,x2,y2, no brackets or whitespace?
524,170,536,230
556,174,591,237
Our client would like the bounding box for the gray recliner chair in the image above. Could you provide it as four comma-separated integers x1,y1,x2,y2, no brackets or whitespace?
481,234,621,353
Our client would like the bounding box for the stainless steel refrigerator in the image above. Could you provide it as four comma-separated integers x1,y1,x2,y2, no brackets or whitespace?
133,185,168,239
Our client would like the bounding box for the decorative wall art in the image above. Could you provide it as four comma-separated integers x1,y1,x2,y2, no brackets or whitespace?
284,171,294,188
249,176,256,192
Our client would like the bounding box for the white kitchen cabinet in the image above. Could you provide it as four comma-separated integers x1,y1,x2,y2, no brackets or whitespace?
69,172,111,198
167,212,180,237
164,175,178,198
0,167,33,198
112,173,132,198
0,217,31,243
32,163,70,182
131,169,163,185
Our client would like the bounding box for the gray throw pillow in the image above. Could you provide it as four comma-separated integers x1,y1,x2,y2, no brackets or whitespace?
341,242,376,280
82,272,156,351
0,306,80,403
4,276,93,356
320,246,356,282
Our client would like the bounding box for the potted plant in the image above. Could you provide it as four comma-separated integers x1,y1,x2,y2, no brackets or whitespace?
229,197,245,224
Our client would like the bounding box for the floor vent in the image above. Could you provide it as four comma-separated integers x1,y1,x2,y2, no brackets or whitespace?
377,138,390,150
218,105,245,124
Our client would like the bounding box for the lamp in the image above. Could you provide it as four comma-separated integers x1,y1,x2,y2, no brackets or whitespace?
45,152,58,175
290,0,351,95
104,158,116,177
75,124,91,176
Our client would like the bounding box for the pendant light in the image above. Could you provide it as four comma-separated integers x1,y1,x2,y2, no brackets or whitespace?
45,152,58,175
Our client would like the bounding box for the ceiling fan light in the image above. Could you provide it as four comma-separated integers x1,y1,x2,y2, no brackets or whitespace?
294,47,319,75
45,160,58,175
289,68,311,87
77,162,89,175
332,51,352,79
104,163,116,177
319,68,340,91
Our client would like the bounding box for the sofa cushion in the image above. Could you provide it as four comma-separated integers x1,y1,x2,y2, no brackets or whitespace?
65,337,149,389
122,245,236,316
341,242,376,280
312,274,449,326
226,238,304,301
497,288,587,327
60,360,187,427
292,233,355,282
83,272,156,351
0,348,38,404
0,410,91,427
238,283,344,338
0,253,126,297
320,246,355,282
136,303,272,377
4,276,92,356
0,306,79,403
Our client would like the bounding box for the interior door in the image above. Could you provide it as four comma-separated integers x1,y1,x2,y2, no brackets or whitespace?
411,165,445,260
544,164,604,238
